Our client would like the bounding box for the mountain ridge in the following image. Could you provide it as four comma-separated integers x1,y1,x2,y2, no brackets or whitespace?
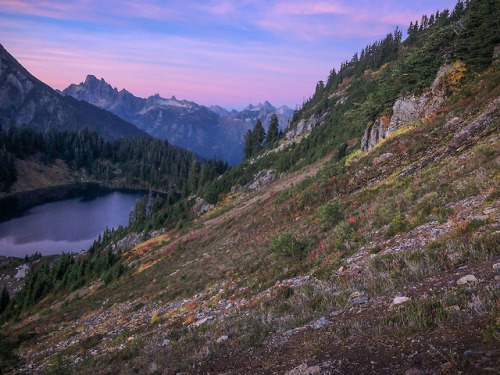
0,45,149,141
62,75,293,164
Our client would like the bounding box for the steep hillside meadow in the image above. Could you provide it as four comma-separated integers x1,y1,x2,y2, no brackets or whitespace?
0,1,499,374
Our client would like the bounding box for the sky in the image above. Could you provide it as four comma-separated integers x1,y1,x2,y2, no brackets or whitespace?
0,0,459,110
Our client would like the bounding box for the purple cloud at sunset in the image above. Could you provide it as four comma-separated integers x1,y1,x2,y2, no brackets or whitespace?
0,0,459,109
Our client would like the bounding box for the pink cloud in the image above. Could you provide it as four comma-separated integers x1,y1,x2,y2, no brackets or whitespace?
273,1,350,16
1,0,94,20
120,1,174,19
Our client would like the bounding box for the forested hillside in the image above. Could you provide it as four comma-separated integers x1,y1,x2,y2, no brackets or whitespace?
0,45,149,141
0,126,227,196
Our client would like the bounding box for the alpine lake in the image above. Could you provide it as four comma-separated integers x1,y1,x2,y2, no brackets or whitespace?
0,184,144,257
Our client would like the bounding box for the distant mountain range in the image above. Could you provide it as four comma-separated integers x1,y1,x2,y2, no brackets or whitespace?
0,44,149,141
62,75,294,164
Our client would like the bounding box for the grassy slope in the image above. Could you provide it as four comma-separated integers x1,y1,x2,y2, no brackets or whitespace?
4,60,500,374
7,157,76,195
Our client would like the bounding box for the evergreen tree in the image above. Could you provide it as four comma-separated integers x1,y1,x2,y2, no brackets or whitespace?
0,285,9,315
187,158,200,194
265,114,280,147
243,129,253,158
252,119,266,152
454,0,500,69
129,195,147,226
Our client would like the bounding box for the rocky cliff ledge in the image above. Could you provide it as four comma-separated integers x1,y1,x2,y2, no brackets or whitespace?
361,64,455,151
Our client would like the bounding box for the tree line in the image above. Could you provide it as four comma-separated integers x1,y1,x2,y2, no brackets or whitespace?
0,125,228,195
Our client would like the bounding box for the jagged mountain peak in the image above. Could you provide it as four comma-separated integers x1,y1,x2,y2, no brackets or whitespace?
62,77,294,164
0,46,149,140
244,101,276,112
82,75,116,91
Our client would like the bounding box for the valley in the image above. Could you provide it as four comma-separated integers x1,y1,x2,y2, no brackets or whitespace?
62,76,293,165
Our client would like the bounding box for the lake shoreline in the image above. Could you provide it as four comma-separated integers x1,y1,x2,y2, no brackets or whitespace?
0,183,166,223
0,188,147,257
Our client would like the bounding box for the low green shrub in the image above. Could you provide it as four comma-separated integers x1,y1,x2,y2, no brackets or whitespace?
269,232,308,259
318,200,344,226
386,208,410,238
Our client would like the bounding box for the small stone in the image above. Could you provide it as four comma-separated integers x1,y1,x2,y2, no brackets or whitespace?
457,274,477,285
162,339,171,347
376,152,393,164
458,265,468,270
350,291,365,298
216,335,228,343
393,296,410,305
193,316,214,327
310,317,330,330
350,296,370,306
330,311,340,316
464,349,474,357
307,365,322,374
149,362,158,373
493,263,500,271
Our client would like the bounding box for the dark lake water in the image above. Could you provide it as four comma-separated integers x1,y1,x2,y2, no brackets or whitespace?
0,190,142,257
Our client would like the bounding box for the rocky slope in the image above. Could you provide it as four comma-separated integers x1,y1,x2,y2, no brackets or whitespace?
0,45,149,141
62,76,293,164
3,58,499,374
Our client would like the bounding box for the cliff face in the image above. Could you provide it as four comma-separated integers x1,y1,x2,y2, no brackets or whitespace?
361,64,455,152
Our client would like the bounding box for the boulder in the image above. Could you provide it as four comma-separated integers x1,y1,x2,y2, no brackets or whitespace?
310,317,330,330
286,112,329,142
216,335,228,343
247,169,276,191
14,264,29,281
393,296,410,305
457,274,477,285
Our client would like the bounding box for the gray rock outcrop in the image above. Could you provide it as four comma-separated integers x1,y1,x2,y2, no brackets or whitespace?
447,97,500,152
232,169,276,194
286,112,329,142
361,64,453,151
190,197,214,216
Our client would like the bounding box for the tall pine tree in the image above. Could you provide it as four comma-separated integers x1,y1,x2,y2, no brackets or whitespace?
264,114,280,147
243,129,253,158
252,119,266,152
